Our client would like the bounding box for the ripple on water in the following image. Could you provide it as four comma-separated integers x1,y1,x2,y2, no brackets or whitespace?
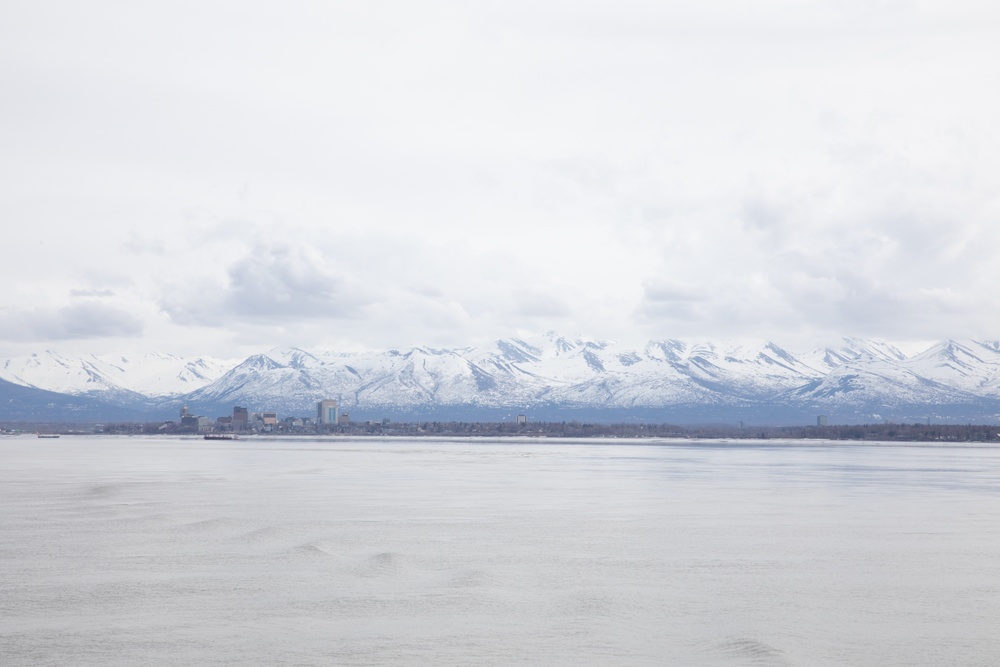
714,636,789,666
236,524,318,545
174,517,251,533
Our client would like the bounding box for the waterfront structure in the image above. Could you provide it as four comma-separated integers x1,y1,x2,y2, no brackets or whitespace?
233,406,249,431
317,399,338,426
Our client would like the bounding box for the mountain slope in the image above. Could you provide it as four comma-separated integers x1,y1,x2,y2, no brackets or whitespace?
0,350,238,402
0,377,148,422
7,336,1000,424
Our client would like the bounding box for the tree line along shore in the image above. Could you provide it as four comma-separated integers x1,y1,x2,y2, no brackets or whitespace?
4,420,1000,442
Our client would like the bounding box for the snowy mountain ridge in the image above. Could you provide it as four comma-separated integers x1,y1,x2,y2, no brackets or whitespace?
0,350,238,399
4,334,1000,423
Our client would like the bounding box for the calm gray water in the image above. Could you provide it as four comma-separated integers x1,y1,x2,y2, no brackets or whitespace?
2,435,999,666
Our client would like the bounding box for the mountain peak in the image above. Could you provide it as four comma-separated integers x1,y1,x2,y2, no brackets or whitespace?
8,335,1000,423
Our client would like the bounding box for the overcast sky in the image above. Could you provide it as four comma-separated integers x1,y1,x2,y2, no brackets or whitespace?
3,1,1000,358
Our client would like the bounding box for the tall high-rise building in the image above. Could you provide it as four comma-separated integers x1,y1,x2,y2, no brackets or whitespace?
317,399,338,425
233,406,249,431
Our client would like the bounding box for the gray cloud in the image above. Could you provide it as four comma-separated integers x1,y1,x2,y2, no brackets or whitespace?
70,288,116,297
123,229,166,255
77,270,135,289
511,289,574,318
159,242,369,327
641,281,704,305
0,303,144,342
635,234,994,343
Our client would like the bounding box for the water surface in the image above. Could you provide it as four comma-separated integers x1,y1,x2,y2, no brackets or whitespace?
2,436,999,665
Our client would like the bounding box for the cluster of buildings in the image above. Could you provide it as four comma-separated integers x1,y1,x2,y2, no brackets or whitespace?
175,399,350,434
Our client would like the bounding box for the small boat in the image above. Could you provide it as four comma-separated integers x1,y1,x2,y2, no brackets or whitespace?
37,433,61,439
204,434,239,440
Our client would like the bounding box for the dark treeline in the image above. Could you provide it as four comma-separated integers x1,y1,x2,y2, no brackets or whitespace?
687,422,1000,442
345,421,998,441
9,420,999,442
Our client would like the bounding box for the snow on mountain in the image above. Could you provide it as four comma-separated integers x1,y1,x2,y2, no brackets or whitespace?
797,337,908,374
351,347,507,407
539,354,713,408
778,339,1000,415
178,334,824,415
0,350,119,397
9,335,1000,422
182,353,327,412
489,333,616,385
662,339,821,397
95,352,239,395
781,356,971,409
181,346,507,415
457,334,716,408
0,350,238,400
904,340,1000,395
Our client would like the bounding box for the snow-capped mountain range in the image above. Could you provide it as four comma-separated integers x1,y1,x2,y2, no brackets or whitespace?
0,351,236,400
3,334,1000,424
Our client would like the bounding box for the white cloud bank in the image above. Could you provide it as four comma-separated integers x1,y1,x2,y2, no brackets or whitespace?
2,1,999,357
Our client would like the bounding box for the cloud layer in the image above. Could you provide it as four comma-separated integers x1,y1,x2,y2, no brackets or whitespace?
2,1,999,355
0,303,143,342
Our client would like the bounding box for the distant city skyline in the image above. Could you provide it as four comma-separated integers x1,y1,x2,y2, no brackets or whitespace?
3,2,1000,359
